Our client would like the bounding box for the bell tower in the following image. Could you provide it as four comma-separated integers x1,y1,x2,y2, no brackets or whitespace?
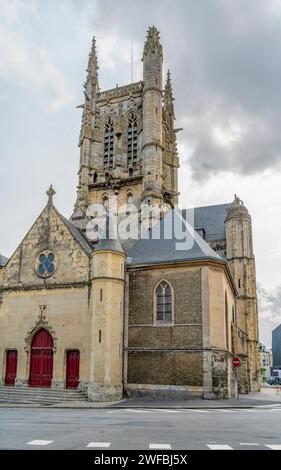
71,28,180,234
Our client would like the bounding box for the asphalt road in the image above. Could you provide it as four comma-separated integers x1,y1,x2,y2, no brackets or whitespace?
0,406,281,450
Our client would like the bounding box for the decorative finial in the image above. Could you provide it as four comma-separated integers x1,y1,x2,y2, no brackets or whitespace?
233,194,244,206
143,26,163,58
47,185,56,205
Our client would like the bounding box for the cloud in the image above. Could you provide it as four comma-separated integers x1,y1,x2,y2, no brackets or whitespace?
0,0,75,111
90,0,281,180
258,284,281,346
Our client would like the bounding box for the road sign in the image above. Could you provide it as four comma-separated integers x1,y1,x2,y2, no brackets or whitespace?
232,356,241,367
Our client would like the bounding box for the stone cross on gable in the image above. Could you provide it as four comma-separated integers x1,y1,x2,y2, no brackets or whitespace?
47,185,56,205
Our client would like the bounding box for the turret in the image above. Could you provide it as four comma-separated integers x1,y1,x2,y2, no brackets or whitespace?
141,26,163,204
225,195,260,392
88,212,126,401
225,195,253,260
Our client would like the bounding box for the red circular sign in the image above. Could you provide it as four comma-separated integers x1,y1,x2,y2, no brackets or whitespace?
232,357,241,367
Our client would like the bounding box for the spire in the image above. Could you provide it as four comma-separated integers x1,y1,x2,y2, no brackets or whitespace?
85,36,99,94
78,35,100,146
143,26,163,59
164,70,174,114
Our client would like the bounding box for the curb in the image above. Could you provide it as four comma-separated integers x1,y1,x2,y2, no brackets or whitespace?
0,403,279,410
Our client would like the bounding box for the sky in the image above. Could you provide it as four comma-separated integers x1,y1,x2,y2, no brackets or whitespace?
0,0,281,347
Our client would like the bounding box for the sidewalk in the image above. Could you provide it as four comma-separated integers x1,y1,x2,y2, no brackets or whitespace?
1,387,281,409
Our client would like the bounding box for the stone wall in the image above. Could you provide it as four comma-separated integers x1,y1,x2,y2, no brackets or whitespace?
126,265,203,396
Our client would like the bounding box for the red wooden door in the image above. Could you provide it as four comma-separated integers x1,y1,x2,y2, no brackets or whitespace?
66,350,80,389
5,350,18,386
29,329,53,388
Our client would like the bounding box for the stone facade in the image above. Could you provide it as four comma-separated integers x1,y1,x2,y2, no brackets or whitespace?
0,27,260,401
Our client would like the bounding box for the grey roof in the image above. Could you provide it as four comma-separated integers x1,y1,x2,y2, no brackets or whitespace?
182,203,231,242
0,254,8,267
60,215,94,256
126,209,223,267
95,211,125,255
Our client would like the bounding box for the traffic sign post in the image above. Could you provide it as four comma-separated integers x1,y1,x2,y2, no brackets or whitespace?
232,356,241,400
232,356,241,368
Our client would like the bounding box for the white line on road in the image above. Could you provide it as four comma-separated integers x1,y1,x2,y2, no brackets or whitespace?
87,442,111,448
27,440,53,446
126,409,150,413
214,409,234,413
149,444,171,449
240,443,259,446
207,444,233,450
149,409,181,413
255,404,281,408
265,444,281,450
188,409,209,413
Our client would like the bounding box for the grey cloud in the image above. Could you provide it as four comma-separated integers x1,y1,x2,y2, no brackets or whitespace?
258,284,281,346
90,0,281,180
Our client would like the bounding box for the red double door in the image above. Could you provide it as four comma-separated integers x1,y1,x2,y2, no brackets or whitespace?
29,329,54,387
5,350,18,386
66,350,80,389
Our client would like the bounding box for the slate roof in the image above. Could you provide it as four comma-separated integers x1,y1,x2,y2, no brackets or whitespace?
126,209,223,267
60,215,94,256
182,203,231,242
0,254,8,267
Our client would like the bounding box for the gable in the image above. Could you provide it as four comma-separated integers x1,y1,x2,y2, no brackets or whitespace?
0,204,92,288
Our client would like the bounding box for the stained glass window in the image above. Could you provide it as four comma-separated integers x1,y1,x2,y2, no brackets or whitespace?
35,251,56,278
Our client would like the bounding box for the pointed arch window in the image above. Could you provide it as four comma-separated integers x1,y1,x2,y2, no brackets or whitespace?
155,280,173,323
104,118,114,169
127,113,138,165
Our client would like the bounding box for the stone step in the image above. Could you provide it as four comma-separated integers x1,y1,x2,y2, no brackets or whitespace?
0,387,86,395
0,386,88,404
0,394,87,401
0,392,86,400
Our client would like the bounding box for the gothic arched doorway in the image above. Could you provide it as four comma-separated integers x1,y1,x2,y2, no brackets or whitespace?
29,329,54,387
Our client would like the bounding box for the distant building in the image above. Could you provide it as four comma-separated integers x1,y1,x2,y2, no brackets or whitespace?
259,343,272,381
272,325,281,367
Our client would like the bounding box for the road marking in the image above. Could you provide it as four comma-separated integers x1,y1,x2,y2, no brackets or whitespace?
188,409,209,413
207,444,233,450
126,409,150,413
240,443,259,446
149,444,171,449
107,410,121,413
150,409,180,413
255,404,281,408
27,440,53,446
87,442,111,448
215,409,234,413
265,444,281,450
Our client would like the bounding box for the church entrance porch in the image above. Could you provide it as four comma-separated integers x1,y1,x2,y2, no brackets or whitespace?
29,329,54,388
66,350,80,389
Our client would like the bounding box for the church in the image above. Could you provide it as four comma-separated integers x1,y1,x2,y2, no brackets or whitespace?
0,27,260,401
